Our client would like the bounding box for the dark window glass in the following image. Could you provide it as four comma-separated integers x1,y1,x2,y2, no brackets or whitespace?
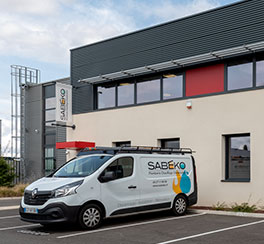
256,60,264,87
97,85,116,109
227,62,253,90
137,78,160,104
118,82,134,106
160,138,180,149
103,157,133,180
45,134,56,146
225,134,250,181
44,85,55,98
45,159,55,172
45,147,54,158
163,74,183,100
45,109,56,121
114,141,131,147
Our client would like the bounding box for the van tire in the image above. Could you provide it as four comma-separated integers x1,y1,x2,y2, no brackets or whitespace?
172,195,187,216
78,204,103,229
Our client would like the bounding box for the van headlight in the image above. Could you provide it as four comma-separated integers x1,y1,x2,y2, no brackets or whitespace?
53,180,84,198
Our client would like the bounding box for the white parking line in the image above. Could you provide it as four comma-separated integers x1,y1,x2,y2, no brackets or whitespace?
57,212,206,239
0,215,20,220
156,219,264,244
0,224,40,231
0,206,19,211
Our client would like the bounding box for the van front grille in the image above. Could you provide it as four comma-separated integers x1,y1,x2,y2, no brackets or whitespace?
24,191,53,206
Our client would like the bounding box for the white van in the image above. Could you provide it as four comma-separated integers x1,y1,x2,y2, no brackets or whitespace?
20,147,197,229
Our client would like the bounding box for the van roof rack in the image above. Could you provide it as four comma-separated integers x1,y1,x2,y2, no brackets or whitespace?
78,146,193,156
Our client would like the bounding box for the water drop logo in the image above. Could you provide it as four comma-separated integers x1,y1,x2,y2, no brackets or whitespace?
180,171,191,193
172,170,191,194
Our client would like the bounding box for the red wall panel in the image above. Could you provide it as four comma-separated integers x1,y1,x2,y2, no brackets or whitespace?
186,63,225,97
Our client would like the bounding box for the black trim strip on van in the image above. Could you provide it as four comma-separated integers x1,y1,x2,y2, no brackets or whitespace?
110,202,171,216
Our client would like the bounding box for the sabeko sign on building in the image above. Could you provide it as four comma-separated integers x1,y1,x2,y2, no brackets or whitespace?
56,83,72,123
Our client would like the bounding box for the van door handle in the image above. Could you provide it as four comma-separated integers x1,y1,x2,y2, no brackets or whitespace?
128,185,137,189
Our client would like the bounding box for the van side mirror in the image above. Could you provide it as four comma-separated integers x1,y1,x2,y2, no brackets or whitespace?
100,171,116,182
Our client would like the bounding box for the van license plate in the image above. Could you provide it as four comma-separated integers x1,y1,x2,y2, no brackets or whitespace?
24,208,38,214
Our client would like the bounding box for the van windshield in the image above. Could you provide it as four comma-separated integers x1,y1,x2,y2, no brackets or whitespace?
53,155,112,178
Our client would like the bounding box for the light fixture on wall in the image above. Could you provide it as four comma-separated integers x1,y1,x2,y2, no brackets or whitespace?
186,100,192,109
51,123,76,130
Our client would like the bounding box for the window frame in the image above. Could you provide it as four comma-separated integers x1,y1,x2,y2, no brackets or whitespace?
162,73,184,100
101,156,134,181
97,83,116,109
223,133,250,182
117,81,135,107
113,141,131,147
256,57,264,88
160,138,180,149
136,76,161,104
226,59,254,92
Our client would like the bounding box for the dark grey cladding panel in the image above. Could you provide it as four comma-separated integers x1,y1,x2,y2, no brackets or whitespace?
56,126,66,168
71,0,264,81
72,85,94,114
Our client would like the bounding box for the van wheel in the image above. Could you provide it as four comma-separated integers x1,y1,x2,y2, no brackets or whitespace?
78,204,103,229
172,195,187,216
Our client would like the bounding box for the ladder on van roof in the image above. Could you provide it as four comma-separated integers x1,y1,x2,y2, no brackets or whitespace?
78,146,193,156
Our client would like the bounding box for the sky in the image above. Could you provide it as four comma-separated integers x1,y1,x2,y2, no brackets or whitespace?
0,0,239,155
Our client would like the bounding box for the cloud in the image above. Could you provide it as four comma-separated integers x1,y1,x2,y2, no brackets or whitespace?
0,0,60,16
0,0,222,65
0,0,136,64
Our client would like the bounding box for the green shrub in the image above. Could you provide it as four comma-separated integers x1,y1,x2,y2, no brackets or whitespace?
212,201,227,211
231,202,257,213
0,157,16,187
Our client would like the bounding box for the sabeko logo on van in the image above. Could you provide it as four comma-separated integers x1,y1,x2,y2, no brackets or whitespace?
147,160,192,195
148,160,186,170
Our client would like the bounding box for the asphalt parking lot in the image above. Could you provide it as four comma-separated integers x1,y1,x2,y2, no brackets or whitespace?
0,198,264,244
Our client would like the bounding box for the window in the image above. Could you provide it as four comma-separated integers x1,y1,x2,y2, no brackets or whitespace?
160,138,180,149
256,60,264,87
163,74,183,100
45,97,56,109
45,148,54,158
44,85,55,98
103,157,133,180
137,78,160,104
97,84,116,109
118,82,134,106
45,109,56,121
45,134,56,146
45,159,55,172
227,61,253,91
114,141,131,147
225,134,250,181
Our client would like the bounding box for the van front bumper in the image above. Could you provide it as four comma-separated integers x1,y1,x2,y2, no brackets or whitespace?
19,202,80,224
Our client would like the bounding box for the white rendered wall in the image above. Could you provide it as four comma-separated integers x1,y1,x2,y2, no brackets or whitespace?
67,89,264,207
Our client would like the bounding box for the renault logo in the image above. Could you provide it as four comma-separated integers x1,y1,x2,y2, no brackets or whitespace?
31,188,38,199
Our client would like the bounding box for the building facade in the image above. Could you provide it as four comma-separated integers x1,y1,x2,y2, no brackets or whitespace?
23,78,70,181
67,0,264,207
